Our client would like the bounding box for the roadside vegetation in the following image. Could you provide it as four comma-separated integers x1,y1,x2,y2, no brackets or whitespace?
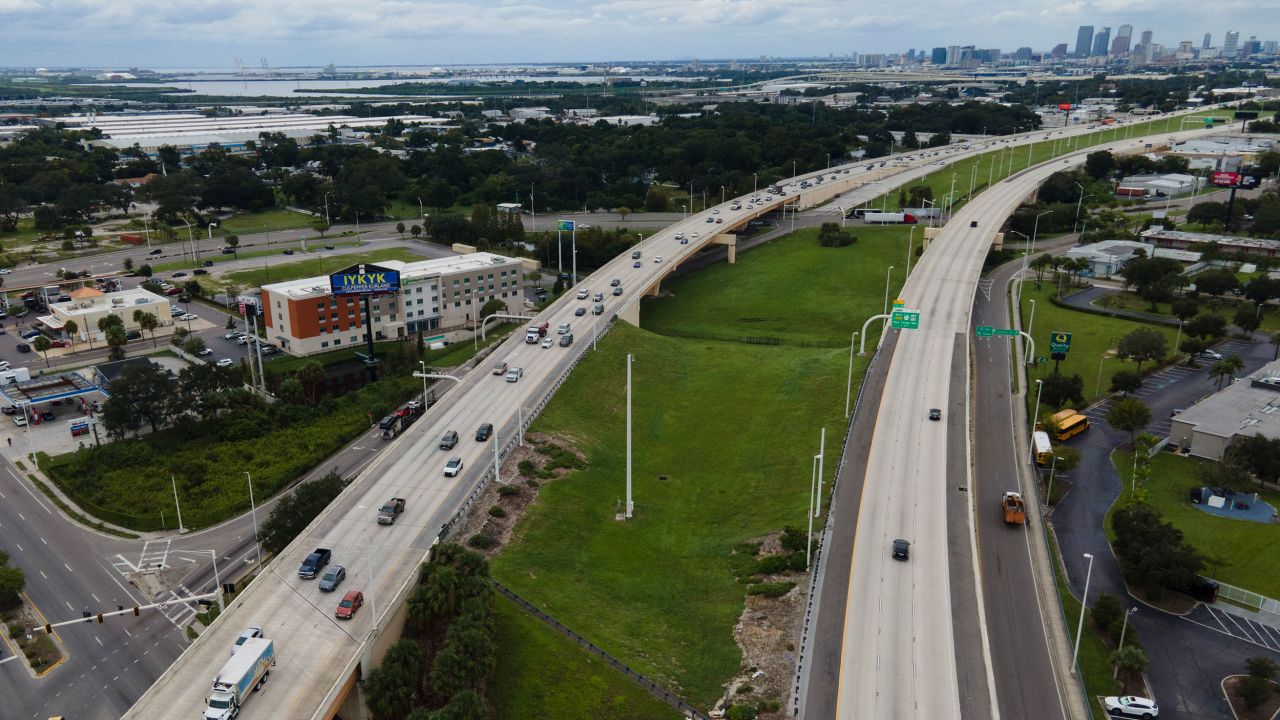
220,247,423,288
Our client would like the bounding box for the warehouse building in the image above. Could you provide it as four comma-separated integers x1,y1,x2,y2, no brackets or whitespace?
1169,359,1280,460
42,287,172,342
1141,229,1280,258
260,252,533,357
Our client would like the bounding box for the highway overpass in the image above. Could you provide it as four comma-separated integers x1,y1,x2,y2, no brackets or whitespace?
125,106,1236,720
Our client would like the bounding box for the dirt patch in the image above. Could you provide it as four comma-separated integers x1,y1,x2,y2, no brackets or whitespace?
714,530,811,719
1,596,66,675
1223,675,1280,720
455,432,589,557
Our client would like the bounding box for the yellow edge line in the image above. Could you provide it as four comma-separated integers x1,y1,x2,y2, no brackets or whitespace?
22,592,68,676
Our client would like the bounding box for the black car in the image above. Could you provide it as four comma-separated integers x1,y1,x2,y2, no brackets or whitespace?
172,272,186,278
323,245,335,250
1,406,16,415
575,307,586,316
40,411,55,422
202,260,214,267
892,539,910,560
193,269,208,275
475,423,493,441
125,330,142,340
283,249,295,255
929,408,941,421
149,249,162,255
15,343,30,353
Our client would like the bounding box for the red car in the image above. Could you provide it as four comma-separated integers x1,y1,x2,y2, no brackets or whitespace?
335,590,363,619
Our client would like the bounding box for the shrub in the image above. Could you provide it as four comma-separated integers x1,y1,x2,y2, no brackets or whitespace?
736,683,755,694
1238,675,1273,710
746,582,796,598
753,554,791,575
726,704,758,720
779,525,807,553
467,534,497,550
8,623,23,639
1092,592,1123,639
487,505,507,518
497,485,520,497
517,459,536,476
524,479,540,489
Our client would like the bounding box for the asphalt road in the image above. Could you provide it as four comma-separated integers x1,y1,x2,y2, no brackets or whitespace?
1053,331,1280,719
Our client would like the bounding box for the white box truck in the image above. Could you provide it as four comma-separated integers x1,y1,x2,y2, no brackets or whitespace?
205,637,275,719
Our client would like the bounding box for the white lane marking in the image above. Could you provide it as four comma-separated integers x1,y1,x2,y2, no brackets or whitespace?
39,570,47,579
15,543,22,551
91,593,100,603
40,537,47,544
95,636,103,646
64,563,72,573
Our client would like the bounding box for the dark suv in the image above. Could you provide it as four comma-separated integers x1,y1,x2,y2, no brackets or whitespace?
891,539,910,560
439,430,458,450
475,423,493,441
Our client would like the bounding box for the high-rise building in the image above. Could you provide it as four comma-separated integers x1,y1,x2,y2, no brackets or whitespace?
1092,27,1112,57
1265,41,1278,55
931,47,947,65
1051,43,1068,59
1178,41,1194,57
946,45,960,65
1203,33,1212,49
1141,30,1153,46
1014,47,1034,63
1111,25,1133,55
1223,30,1240,57
1075,25,1094,57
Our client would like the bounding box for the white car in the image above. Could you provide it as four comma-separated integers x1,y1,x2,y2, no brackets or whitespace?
216,358,234,368
12,416,27,427
223,331,241,340
232,626,263,655
505,367,523,383
540,338,553,349
1104,696,1158,718
443,457,464,477
196,348,214,357
179,314,198,321
0,269,10,275
653,256,663,263
576,289,588,300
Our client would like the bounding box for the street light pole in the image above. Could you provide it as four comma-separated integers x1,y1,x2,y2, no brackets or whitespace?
202,222,217,264
844,332,859,418
1028,379,1044,463
1026,299,1037,364
324,192,331,227
244,472,262,567
625,353,633,518
905,226,916,275
1113,607,1138,678
807,454,818,568
171,475,185,533
881,265,895,338
1073,182,1085,234
1071,553,1095,675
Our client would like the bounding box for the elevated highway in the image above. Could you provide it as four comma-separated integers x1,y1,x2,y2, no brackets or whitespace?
126,105,1235,720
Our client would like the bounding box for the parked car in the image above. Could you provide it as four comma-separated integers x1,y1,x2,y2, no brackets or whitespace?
232,626,263,655
12,416,26,427
40,411,55,422
0,405,15,415
318,565,346,592
126,330,142,340
15,343,30,353
1198,350,1223,361
216,358,234,368
196,348,214,357
1103,696,1158,718
335,590,363,619
443,456,464,477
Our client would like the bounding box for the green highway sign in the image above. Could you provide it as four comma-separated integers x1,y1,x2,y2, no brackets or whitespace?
891,310,920,330
976,325,994,337
994,328,1019,336
1050,332,1072,353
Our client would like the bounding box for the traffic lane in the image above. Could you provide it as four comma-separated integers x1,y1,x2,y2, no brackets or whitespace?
972,260,1068,720
946,331,996,720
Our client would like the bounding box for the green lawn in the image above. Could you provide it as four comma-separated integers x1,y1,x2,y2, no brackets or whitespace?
1019,281,1181,404
1110,451,1280,598
222,248,424,287
493,324,850,705
216,208,317,235
488,595,683,720
642,224,913,346
1047,533,1121,717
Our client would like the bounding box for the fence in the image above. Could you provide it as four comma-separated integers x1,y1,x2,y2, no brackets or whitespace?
493,580,709,720
1211,577,1267,611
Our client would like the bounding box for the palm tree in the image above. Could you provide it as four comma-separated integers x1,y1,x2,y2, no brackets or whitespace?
104,324,127,361
1212,354,1246,389
133,311,159,348
31,335,51,367
62,319,78,350
1271,331,1280,362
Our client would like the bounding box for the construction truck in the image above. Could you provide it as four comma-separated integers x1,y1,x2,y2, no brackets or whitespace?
1002,491,1026,525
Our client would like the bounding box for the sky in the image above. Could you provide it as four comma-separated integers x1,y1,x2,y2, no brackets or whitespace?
2,0,1278,68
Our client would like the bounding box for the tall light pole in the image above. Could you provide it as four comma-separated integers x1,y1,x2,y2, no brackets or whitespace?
881,265,895,341
844,331,859,418
180,219,195,264
1113,607,1138,677
174,550,222,613
244,472,262,567
1026,299,1037,364
1071,553,1095,676
806,454,819,568
625,353,634,519
1073,182,1086,234
1031,210,1052,262
1028,379,1044,463
323,192,331,227
202,222,217,264
753,173,758,194
815,427,826,515
171,475,185,533
905,226,916,275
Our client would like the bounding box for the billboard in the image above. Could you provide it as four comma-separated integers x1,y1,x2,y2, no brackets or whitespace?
1057,103,1072,111
1211,171,1241,188
329,263,402,296
1235,111,1259,120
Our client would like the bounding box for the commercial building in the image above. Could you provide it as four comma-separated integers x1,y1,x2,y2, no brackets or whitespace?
1076,26,1095,57
260,252,532,357
1115,172,1204,197
1169,359,1280,460
1063,240,1153,277
43,287,172,342
1142,229,1280,258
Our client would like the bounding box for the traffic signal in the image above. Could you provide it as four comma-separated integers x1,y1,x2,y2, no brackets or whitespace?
197,599,213,608
133,606,140,617
96,614,103,624
44,623,52,634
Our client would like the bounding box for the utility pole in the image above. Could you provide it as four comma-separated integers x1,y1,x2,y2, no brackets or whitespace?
171,475,185,533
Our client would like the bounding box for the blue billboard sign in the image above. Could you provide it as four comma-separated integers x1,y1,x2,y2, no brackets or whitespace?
329,263,401,296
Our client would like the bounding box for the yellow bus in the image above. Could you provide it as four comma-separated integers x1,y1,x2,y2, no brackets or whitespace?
1045,409,1090,441
1034,431,1053,466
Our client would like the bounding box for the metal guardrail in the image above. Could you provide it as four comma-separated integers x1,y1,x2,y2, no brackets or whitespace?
493,580,709,720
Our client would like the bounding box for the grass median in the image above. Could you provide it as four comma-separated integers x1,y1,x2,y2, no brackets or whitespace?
489,595,683,720
1110,450,1280,598
221,247,423,287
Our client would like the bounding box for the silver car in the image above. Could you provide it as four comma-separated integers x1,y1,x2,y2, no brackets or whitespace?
319,565,346,592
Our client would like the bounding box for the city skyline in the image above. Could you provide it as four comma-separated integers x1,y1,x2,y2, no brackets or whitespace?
1,0,1277,67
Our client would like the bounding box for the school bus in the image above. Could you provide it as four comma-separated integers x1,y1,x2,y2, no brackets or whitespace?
1049,408,1090,441
1034,431,1053,466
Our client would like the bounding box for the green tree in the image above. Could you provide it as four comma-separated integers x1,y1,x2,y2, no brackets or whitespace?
1111,503,1206,599
99,315,128,361
1170,297,1200,322
297,361,326,405
1193,268,1239,297
257,470,348,554
138,263,153,278
410,224,422,240
817,222,855,247
362,638,426,719
1107,397,1152,445
1109,370,1143,394
1039,373,1085,409
133,310,160,348
1226,434,1280,486
1194,458,1253,496
1186,313,1227,341
1238,675,1274,710
0,550,25,611
1110,645,1149,692
31,335,52,367
123,256,134,273
100,362,176,437
1084,150,1117,179
225,234,239,257
615,206,632,222
395,221,406,239
478,299,506,319
62,319,78,350
312,218,331,237
1211,355,1245,389
182,336,207,356
1115,328,1167,372
1234,303,1262,336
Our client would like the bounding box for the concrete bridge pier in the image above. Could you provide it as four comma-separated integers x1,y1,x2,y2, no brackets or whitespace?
712,233,737,263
